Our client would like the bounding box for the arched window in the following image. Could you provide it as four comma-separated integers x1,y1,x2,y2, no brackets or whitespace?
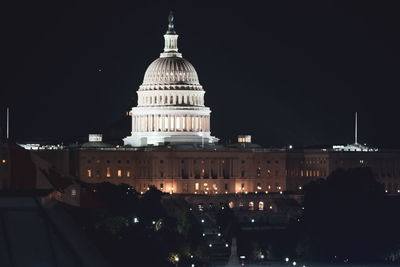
229,201,234,209
258,201,264,211
249,201,254,211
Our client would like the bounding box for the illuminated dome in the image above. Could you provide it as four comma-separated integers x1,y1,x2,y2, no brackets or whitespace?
123,12,219,147
141,57,201,88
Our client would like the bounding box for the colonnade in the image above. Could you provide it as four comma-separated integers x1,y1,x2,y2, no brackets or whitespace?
138,93,204,106
132,114,210,132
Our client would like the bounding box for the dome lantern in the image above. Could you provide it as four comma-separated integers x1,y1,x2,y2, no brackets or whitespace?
161,11,181,58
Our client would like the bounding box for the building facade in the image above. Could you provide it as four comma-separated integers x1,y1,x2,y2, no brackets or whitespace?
34,143,400,195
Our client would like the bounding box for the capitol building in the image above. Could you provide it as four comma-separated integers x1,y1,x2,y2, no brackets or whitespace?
10,13,400,198
124,12,219,147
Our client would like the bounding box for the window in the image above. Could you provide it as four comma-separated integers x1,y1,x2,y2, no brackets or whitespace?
241,183,245,190
224,183,228,190
106,160,110,163
160,160,164,164
229,201,234,209
71,188,77,197
258,201,264,211
195,183,199,190
118,170,122,177
127,171,131,177
241,171,245,177
126,160,130,164
160,183,164,190
213,184,217,190
87,169,92,178
160,171,164,177
106,167,111,178
117,160,121,164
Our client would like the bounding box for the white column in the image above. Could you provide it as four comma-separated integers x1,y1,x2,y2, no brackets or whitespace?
134,116,137,132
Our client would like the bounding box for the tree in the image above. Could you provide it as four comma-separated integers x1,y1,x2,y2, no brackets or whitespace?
298,167,400,262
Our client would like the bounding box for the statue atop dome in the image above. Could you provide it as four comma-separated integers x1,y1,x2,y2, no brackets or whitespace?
166,11,176,34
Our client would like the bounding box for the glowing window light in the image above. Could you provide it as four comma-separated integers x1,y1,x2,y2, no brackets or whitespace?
106,167,111,178
249,202,254,211
117,169,122,177
87,169,92,178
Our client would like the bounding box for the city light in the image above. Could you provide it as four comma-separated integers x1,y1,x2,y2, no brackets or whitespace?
225,243,229,247
201,219,205,223
293,261,296,266
209,244,212,247
285,257,289,262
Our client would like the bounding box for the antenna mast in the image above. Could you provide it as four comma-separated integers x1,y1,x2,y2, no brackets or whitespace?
6,107,9,140
355,112,357,144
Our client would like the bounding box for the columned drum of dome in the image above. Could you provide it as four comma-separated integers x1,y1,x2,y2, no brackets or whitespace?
123,12,219,147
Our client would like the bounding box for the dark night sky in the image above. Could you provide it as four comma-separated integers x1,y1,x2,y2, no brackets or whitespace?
2,1,400,148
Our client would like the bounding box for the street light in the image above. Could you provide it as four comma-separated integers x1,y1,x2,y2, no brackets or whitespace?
285,257,289,262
